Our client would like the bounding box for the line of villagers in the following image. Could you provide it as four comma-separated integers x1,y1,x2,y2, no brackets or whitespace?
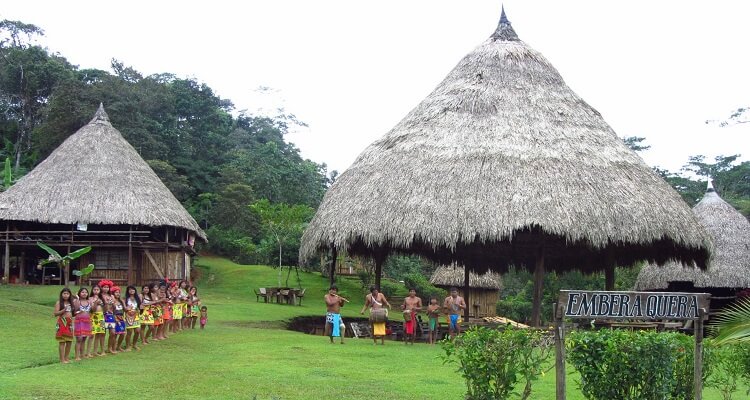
324,285,466,345
53,279,208,364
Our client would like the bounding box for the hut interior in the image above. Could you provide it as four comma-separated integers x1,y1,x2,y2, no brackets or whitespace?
430,265,503,318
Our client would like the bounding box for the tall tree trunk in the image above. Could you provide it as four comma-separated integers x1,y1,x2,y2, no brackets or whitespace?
329,247,337,287
531,248,545,327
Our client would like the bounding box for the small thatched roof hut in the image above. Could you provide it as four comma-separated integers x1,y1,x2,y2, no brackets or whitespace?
635,184,750,291
300,9,710,325
0,105,205,239
0,105,205,286
430,265,502,317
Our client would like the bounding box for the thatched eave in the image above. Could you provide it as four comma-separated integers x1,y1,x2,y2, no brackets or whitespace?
429,264,502,290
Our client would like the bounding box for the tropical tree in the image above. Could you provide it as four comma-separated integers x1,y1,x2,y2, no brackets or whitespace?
37,242,92,286
712,297,750,345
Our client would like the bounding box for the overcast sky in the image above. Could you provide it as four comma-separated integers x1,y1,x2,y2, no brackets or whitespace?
3,0,748,174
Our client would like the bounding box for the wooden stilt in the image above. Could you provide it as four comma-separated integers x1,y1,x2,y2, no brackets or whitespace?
531,247,545,327
374,254,385,290
329,247,337,287
554,303,566,400
3,239,9,285
463,265,470,321
605,264,615,291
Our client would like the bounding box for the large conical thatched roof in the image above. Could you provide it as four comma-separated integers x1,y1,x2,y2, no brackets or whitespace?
0,105,206,240
635,185,750,290
430,265,502,290
300,10,710,273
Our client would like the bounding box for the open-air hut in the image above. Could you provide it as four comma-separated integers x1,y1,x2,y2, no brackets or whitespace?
430,265,502,317
635,183,750,310
300,9,710,326
0,105,206,286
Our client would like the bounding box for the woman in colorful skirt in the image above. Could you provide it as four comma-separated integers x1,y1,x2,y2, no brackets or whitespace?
189,286,201,329
171,282,183,333
112,286,127,352
139,284,155,344
100,280,117,353
161,282,173,337
123,285,141,351
72,287,93,361
152,283,166,340
88,284,106,357
54,287,74,364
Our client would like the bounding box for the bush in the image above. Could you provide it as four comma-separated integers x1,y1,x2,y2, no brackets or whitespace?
496,295,533,324
568,330,686,400
379,279,400,297
204,227,259,264
705,340,750,400
441,326,552,400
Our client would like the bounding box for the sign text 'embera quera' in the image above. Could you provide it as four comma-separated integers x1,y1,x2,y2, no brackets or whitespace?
559,291,710,320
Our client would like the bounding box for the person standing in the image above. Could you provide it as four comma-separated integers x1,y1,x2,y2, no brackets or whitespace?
443,287,466,339
324,285,347,344
426,297,441,345
72,287,93,361
401,288,422,345
54,288,74,364
360,286,391,345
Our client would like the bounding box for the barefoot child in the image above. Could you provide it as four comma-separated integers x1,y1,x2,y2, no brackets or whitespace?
73,287,93,361
199,306,208,329
324,285,348,344
111,286,127,352
139,285,154,344
54,288,74,363
426,297,441,345
88,285,106,357
189,286,200,329
124,286,141,351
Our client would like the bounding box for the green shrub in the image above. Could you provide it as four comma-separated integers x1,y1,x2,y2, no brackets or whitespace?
379,279,400,297
441,326,552,400
496,295,532,324
567,329,685,400
705,340,750,400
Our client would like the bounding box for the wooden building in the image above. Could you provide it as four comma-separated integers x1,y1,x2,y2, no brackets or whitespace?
0,105,206,286
430,265,502,317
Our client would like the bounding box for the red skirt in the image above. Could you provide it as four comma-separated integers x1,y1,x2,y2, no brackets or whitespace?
56,317,73,342
74,314,92,337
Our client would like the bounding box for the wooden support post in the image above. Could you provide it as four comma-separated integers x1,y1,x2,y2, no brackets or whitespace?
374,253,386,290
19,251,25,284
605,264,615,291
164,229,169,280
463,265,470,321
65,245,71,287
554,303,566,400
694,308,705,400
531,247,545,327
3,239,9,285
127,227,133,285
329,247,337,287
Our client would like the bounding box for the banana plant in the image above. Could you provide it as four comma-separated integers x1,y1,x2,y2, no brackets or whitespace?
37,242,92,286
710,297,750,345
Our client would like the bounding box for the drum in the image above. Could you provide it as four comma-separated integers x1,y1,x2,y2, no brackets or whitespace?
370,308,388,323
402,310,413,321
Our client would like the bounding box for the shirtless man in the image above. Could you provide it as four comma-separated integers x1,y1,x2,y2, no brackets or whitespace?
401,288,422,345
443,287,466,339
324,285,348,344
360,286,391,345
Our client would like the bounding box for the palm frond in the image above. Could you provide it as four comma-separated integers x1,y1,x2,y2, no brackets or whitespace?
711,298,750,344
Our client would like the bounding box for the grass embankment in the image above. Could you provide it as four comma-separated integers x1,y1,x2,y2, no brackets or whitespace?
0,256,742,399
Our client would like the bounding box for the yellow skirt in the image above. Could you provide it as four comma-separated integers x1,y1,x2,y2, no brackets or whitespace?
373,322,386,336
172,304,183,319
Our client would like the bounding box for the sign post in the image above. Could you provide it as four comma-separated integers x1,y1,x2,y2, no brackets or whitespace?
554,290,710,400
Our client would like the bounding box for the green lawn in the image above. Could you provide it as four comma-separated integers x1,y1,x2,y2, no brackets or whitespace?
0,256,743,399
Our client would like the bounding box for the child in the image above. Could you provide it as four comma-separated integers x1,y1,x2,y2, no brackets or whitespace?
73,287,93,361
189,286,200,329
111,286,126,353
427,297,441,345
200,306,208,329
139,284,155,344
87,285,106,357
123,285,141,351
54,287,74,363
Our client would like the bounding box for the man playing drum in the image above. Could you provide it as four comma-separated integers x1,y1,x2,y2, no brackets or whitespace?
401,288,422,345
360,286,391,345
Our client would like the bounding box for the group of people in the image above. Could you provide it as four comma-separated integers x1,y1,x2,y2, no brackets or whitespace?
53,279,207,364
324,285,466,345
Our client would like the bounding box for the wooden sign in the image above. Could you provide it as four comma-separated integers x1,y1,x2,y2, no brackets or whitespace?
558,290,710,321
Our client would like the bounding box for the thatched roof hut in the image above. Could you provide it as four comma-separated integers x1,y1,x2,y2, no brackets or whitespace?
0,105,205,286
430,264,502,317
0,105,205,240
635,184,750,291
300,9,710,324
430,265,502,290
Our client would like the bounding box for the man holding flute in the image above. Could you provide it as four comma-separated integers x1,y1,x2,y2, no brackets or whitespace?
324,285,347,344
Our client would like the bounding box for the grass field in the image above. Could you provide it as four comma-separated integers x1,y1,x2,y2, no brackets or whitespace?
0,256,743,399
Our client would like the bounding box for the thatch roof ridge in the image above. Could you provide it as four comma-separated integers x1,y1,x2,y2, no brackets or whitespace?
635,188,750,290
429,265,502,290
0,106,206,240
300,11,710,272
